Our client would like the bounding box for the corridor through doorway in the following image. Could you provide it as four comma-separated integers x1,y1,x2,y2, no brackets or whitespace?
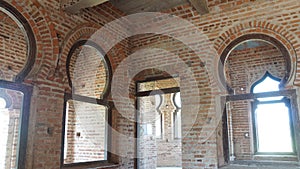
136,78,182,169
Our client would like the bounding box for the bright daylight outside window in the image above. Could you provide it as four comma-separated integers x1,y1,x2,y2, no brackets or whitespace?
0,97,6,108
252,73,293,153
0,97,8,169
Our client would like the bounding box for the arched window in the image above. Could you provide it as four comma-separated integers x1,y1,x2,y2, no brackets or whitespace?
251,72,295,154
0,2,34,169
63,40,112,166
222,36,299,164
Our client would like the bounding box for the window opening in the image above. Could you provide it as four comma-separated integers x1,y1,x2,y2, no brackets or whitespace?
64,99,108,164
0,87,29,169
63,40,112,167
0,97,8,169
251,72,294,154
254,101,293,153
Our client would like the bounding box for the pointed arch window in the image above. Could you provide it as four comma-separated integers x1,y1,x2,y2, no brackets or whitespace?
251,72,295,154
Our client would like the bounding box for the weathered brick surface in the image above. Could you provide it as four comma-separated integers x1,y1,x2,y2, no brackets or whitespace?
225,42,286,94
0,0,300,169
0,10,27,81
69,45,107,98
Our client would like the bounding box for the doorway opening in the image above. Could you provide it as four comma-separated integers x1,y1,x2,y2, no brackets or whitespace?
136,77,182,169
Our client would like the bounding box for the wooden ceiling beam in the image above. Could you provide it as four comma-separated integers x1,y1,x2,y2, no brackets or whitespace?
188,0,209,15
63,0,109,14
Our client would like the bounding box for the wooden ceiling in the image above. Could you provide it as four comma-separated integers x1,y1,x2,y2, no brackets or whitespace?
62,0,209,15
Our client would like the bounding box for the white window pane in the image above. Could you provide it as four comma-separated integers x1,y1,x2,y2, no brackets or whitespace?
256,102,293,152
64,100,107,164
253,76,283,101
253,77,280,93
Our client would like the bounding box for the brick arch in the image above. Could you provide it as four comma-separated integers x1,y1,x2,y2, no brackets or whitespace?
214,21,297,90
6,0,59,83
59,24,100,90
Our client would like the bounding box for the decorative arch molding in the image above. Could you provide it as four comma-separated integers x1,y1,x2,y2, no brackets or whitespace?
215,21,297,91
3,0,59,82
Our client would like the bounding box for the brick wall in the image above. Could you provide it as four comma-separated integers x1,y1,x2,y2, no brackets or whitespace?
225,41,286,94
0,0,300,169
0,10,27,81
69,45,107,98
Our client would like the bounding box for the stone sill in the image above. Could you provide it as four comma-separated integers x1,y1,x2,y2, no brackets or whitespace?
253,154,298,161
228,159,299,167
63,162,119,169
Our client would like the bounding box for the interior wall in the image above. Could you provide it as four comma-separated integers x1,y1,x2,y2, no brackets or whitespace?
68,45,107,98
0,0,300,169
0,9,27,81
225,42,286,94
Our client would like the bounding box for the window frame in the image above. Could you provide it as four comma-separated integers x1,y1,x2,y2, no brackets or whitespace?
62,40,114,168
61,93,113,168
0,80,33,169
250,73,297,155
224,89,299,161
251,97,297,155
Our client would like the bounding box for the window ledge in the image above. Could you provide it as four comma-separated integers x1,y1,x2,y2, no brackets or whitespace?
253,154,298,162
63,162,119,169
231,160,299,167
93,163,119,169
